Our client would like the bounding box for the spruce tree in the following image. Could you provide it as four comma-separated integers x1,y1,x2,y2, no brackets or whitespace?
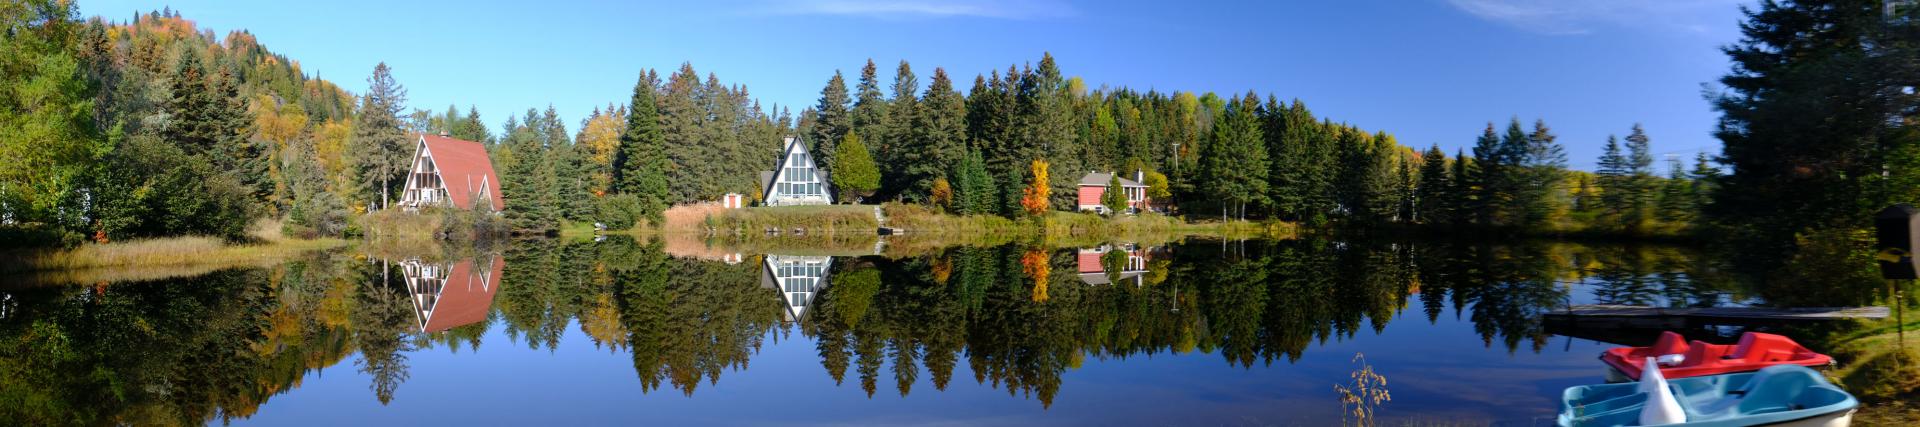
1595,134,1629,221
809,70,851,176
657,64,704,203
850,59,888,157
346,62,410,210
1468,123,1503,226
613,72,669,224
1657,157,1694,224
899,68,966,202
1517,119,1567,228
1711,0,1918,248
1415,145,1450,224
879,61,919,198
1623,124,1655,231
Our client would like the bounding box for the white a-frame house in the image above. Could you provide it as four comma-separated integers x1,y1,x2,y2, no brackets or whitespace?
758,136,833,206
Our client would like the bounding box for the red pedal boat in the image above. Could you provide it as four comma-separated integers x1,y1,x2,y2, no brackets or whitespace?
1601,331,1834,381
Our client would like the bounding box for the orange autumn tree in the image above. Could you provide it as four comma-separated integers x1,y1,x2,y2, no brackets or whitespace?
1022,248,1051,302
1020,159,1051,216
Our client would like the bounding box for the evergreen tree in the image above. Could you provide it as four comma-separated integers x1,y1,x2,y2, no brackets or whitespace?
1415,145,1450,224
1449,148,1474,226
1516,119,1567,228
809,70,851,176
1595,134,1629,221
1711,0,1920,248
1101,175,1127,214
831,132,880,203
879,61,919,198
898,68,966,202
850,60,888,158
346,62,409,210
657,64,704,203
1199,93,1269,220
1467,123,1503,226
454,106,490,143
613,71,669,224
1657,157,1694,224
1028,53,1081,210
951,148,995,215
1623,124,1655,231
1268,100,1332,222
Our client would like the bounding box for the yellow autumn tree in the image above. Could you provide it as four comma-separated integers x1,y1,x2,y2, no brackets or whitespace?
930,177,954,211
1021,159,1051,216
1022,248,1051,302
575,105,626,196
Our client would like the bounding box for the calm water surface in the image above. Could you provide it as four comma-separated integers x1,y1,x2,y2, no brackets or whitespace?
0,237,1745,426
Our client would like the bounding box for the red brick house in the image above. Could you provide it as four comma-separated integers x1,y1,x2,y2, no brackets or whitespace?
399,133,504,212
1076,171,1149,214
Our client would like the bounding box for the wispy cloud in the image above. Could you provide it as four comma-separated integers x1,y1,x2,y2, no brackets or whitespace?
1445,0,1744,35
768,0,1075,20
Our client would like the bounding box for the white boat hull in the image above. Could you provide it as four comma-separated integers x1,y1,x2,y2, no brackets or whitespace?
1761,408,1852,427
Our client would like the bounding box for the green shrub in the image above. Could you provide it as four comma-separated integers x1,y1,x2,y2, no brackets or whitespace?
596,194,644,230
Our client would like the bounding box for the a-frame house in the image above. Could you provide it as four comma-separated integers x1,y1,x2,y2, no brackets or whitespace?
757,136,833,206
399,133,504,212
401,256,505,333
759,254,833,323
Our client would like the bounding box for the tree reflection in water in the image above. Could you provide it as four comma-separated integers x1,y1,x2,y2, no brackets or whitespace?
0,236,1734,423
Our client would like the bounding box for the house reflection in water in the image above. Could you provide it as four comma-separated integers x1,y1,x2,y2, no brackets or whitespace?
1076,244,1152,286
759,255,832,322
401,256,505,333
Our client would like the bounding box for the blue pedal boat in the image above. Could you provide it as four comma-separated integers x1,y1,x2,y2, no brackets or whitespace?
1557,364,1857,427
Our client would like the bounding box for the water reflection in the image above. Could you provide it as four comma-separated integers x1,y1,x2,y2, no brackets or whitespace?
0,237,1741,424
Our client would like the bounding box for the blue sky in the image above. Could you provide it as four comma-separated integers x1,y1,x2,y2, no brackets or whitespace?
81,0,1750,170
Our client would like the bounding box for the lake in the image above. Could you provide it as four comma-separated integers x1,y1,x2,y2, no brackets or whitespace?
0,237,1747,426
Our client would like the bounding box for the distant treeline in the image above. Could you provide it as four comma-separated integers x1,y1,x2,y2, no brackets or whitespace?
3,0,1912,249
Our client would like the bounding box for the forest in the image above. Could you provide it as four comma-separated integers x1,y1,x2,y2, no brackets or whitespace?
2,0,1915,260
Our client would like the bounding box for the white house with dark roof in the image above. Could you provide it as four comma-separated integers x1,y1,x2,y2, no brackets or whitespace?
758,136,834,206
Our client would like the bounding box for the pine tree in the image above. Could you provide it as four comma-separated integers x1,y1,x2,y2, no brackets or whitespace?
1595,134,1629,222
613,71,669,224
1415,145,1450,224
832,131,880,203
455,106,490,143
1711,0,1918,248
810,70,851,176
1200,93,1269,220
1101,174,1127,215
1467,123,1503,226
1029,53,1081,210
879,61,919,198
1449,148,1474,226
951,148,995,215
1623,124,1655,231
1516,119,1567,228
657,64,704,203
346,62,410,210
850,60,888,157
898,68,966,202
1657,157,1694,224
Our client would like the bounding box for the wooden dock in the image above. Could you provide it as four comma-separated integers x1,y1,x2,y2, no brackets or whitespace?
1544,304,1889,329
